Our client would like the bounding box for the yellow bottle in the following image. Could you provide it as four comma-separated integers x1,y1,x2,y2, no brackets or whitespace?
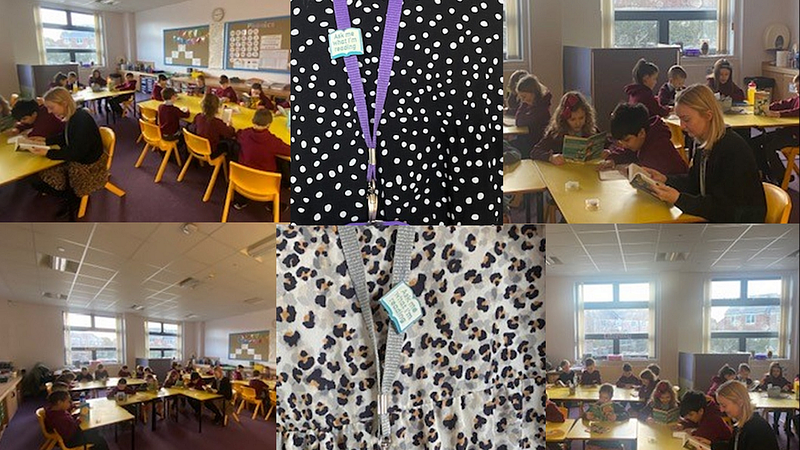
747,81,757,105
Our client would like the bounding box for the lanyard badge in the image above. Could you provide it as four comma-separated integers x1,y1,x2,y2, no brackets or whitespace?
330,0,404,223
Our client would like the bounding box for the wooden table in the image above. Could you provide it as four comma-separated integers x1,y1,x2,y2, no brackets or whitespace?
137,96,290,144
0,135,62,186
665,108,800,150
750,392,799,411
637,421,685,450
546,419,576,443
566,418,638,448
70,378,147,393
232,379,276,390
534,160,705,223
503,159,547,222
72,88,137,125
162,387,222,433
547,385,644,403
81,398,135,449
503,115,528,136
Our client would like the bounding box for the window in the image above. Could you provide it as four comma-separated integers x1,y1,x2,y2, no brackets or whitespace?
64,312,120,366
38,7,102,65
577,281,655,360
503,0,523,61
146,321,182,359
611,0,723,53
708,278,783,356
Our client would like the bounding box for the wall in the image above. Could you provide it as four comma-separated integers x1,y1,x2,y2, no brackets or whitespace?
735,0,797,83
134,0,289,84
546,269,799,384
1,301,66,371
0,0,15,96
203,310,275,366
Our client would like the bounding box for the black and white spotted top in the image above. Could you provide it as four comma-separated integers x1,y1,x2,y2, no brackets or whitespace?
276,225,545,449
290,0,504,225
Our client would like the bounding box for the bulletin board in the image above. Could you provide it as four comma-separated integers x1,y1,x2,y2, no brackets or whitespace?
228,330,269,362
224,16,290,73
163,25,210,67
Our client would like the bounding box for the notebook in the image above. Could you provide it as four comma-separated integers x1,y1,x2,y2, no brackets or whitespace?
562,132,607,162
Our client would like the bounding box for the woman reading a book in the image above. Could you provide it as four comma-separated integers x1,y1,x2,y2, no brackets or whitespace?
26,87,107,221
641,84,766,223
716,380,779,450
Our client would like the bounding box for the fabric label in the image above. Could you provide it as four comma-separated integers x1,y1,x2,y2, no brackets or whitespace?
379,281,422,334
328,28,364,59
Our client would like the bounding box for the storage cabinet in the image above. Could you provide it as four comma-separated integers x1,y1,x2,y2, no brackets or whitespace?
763,62,799,103
0,376,22,442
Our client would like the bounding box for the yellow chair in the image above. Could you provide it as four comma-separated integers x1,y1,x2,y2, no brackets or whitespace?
265,389,276,421
135,119,182,183
78,127,126,219
178,129,228,202
780,146,799,191
222,162,281,222
763,182,791,223
36,408,93,450
136,106,158,144
236,386,265,420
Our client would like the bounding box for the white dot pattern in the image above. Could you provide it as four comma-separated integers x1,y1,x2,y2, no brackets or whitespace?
290,0,504,225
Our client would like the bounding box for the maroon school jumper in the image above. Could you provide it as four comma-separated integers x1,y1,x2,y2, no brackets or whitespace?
237,127,290,172
706,77,745,102
219,86,238,103
605,116,688,175
625,83,670,118
158,103,190,136
194,113,235,152
15,105,64,138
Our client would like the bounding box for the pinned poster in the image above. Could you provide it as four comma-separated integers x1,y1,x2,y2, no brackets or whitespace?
178,44,186,52
164,25,209,67
192,58,201,66
171,51,179,58
165,57,173,64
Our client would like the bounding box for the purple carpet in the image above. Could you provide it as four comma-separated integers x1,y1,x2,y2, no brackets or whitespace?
0,93,290,222
0,393,275,450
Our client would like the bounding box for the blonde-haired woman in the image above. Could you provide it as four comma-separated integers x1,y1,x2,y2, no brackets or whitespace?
27,87,107,221
716,380,779,450
643,84,765,222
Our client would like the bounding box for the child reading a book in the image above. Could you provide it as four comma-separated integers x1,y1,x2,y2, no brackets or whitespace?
505,69,528,116
580,358,602,386
530,91,598,164
758,362,793,435
706,59,745,102
584,384,630,449
638,369,657,403
545,395,566,422
716,380,779,450
616,363,641,388
647,364,661,382
658,65,687,107
641,84,766,222
556,359,575,386
8,99,64,138
625,58,670,118
641,380,679,424
676,390,733,444
513,74,552,154
707,364,736,397
45,391,109,450
601,102,688,175
737,363,755,389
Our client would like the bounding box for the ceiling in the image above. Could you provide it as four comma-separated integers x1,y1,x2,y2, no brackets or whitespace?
0,223,276,321
36,0,187,13
546,224,799,276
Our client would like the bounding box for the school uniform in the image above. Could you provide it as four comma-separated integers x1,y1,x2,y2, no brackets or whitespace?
706,77,745,102
151,84,165,101
236,127,290,172
88,76,107,88
706,375,727,396
666,129,767,223
506,93,521,116
158,102,189,140
557,370,575,385
545,399,565,422
94,370,109,381
625,83,670,118
606,116,688,175
219,85,238,103
45,407,109,450
680,400,732,443
759,374,791,390
753,96,800,182
14,105,64,138
117,370,132,377
75,373,94,382
580,370,602,386
250,378,268,401
658,82,678,106
530,133,566,161
616,374,642,387
514,92,552,153
638,383,655,403
254,92,275,110
195,113,236,158
109,80,137,115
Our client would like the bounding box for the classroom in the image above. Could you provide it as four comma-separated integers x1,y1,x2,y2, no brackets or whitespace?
0,223,276,449
503,0,800,224
0,0,290,222
544,224,799,450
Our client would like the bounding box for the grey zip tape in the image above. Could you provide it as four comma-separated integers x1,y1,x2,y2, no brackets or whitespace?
340,225,415,448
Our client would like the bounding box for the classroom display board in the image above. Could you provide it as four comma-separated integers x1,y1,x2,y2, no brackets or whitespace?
229,330,269,362
164,25,210,67
224,16,290,72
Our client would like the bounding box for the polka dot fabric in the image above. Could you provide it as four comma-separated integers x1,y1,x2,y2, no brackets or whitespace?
290,0,504,225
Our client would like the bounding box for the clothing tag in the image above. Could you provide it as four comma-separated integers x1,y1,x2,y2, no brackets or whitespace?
328,28,364,59
379,281,422,334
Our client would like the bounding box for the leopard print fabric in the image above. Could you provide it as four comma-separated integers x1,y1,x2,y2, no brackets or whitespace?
276,225,546,450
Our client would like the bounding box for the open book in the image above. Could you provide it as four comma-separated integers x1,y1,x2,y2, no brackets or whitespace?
562,132,606,162
652,406,679,424
682,435,712,450
627,163,660,197
8,135,53,153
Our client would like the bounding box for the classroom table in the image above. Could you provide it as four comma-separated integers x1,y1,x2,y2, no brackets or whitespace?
72,88,137,125
636,421,685,450
750,391,800,411
70,377,147,393
503,114,528,136
547,385,644,403
81,397,136,450
162,387,222,433
546,419,576,443
137,96,290,144
503,159,547,222
565,418,638,449
665,108,800,150
0,134,62,186
533,160,705,223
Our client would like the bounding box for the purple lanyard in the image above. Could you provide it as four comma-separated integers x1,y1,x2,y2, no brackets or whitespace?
332,0,404,223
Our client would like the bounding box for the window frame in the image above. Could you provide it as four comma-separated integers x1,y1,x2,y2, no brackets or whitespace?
64,312,120,365
38,7,102,65
577,280,656,361
503,0,530,72
706,277,783,356
614,9,717,47
146,320,182,360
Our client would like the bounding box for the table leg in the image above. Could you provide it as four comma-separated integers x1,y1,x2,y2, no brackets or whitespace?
151,401,157,432
114,422,118,442
536,191,544,223
198,400,203,433
524,193,531,223
131,418,135,450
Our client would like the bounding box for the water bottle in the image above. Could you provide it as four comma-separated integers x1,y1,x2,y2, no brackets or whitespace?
747,80,757,105
79,391,85,404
